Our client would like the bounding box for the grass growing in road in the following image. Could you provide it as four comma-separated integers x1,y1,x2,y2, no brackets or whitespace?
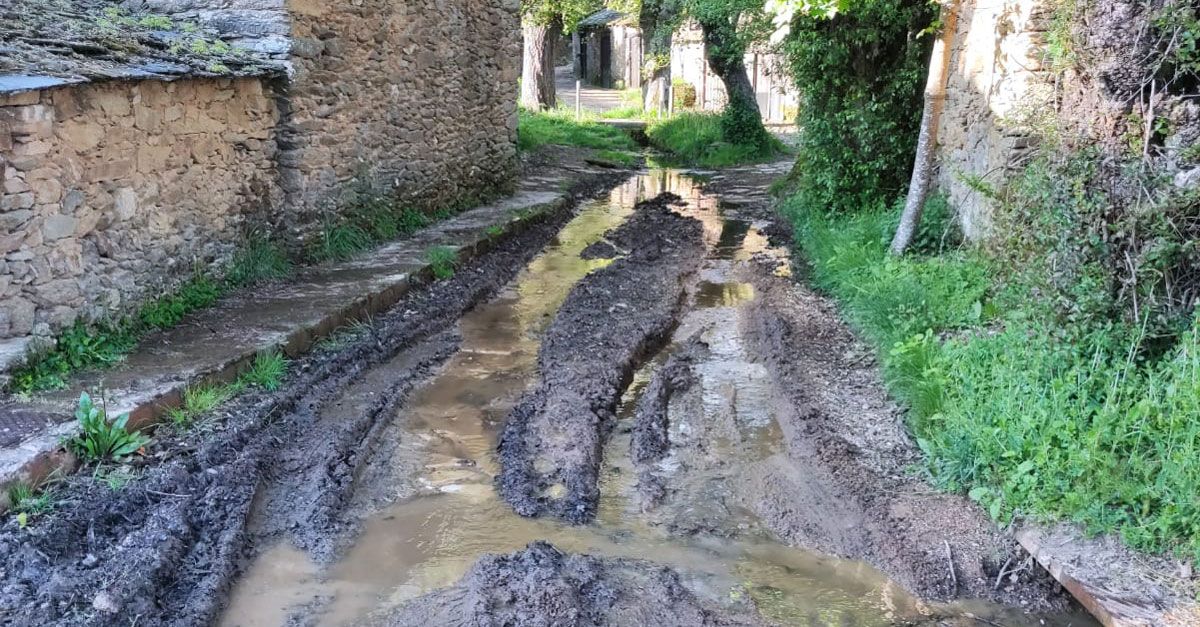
785,197,1200,561
646,112,785,168
426,246,457,280
168,351,288,427
517,108,638,153
7,483,54,516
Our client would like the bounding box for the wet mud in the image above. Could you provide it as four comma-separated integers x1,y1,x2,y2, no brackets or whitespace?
0,165,1097,627
497,193,705,523
0,175,622,627
371,541,766,627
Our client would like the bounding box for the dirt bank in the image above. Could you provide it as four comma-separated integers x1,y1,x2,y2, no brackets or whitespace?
370,541,768,627
496,193,705,523
0,172,627,627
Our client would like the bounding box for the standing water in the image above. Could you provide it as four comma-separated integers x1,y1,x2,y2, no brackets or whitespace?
221,172,1096,627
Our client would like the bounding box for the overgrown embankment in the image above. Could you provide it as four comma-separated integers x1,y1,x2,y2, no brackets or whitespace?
779,0,1200,567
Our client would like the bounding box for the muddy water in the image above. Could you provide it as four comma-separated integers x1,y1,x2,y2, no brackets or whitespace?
221,173,1087,627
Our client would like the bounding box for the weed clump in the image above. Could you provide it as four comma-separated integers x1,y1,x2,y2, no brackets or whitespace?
426,246,458,280
65,392,151,464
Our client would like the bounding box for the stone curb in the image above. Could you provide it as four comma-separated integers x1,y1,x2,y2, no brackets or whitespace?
0,190,574,510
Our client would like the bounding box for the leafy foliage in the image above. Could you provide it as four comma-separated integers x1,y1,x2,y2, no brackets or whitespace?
66,392,151,463
783,0,936,214
784,150,1200,561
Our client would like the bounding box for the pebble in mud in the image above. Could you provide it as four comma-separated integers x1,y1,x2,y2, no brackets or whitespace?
369,542,769,627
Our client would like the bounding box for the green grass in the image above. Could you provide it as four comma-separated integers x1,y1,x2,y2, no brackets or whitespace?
240,350,287,391
646,112,785,168
593,150,639,167
517,108,638,153
785,198,1200,561
7,483,54,516
426,246,457,280
227,236,292,287
168,351,289,427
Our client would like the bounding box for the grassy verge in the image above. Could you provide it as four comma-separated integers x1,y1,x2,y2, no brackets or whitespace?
517,108,638,153
646,112,785,168
784,197,1200,561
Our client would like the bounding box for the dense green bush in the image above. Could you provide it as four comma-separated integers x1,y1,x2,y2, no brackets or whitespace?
783,0,936,214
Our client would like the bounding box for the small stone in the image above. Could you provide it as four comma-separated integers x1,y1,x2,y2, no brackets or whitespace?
92,591,120,614
42,215,78,241
80,554,98,568
113,188,137,221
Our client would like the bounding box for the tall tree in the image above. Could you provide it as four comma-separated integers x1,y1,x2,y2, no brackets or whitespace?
686,0,774,150
521,0,602,110
889,0,959,256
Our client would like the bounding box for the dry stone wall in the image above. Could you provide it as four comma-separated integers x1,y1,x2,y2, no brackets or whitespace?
934,0,1051,241
277,0,521,226
0,79,278,357
0,0,521,362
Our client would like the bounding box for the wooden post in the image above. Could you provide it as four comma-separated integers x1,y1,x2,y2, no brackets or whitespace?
668,83,674,117
575,80,582,120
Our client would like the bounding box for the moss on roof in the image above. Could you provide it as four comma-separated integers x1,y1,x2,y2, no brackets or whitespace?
0,0,283,93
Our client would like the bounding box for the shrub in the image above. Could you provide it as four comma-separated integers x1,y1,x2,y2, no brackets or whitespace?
783,0,937,214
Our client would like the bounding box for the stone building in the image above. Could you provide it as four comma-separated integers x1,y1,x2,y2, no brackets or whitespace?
574,9,642,90
571,11,797,122
0,0,520,368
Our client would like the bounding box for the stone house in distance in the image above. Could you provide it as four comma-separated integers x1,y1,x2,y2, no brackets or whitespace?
0,0,520,370
572,10,797,122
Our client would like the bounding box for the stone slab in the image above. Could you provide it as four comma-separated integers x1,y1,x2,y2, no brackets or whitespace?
1017,525,1200,627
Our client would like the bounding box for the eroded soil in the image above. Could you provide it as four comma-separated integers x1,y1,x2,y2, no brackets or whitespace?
0,164,1098,627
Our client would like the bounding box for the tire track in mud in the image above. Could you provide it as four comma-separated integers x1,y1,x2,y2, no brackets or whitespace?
0,179,624,627
496,192,706,524
735,260,1067,607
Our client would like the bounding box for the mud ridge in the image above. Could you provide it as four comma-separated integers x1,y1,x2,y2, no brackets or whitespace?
0,175,627,627
737,260,1068,608
629,335,706,511
497,192,705,523
368,541,770,627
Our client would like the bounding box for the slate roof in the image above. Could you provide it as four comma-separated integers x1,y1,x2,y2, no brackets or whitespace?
0,0,285,95
578,9,630,29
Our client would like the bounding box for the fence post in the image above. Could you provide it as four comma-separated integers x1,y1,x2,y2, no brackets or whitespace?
575,80,582,121
667,83,674,118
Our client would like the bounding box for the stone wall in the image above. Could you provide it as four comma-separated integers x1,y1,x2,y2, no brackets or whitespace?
0,0,521,361
0,79,278,357
276,0,520,227
934,0,1052,240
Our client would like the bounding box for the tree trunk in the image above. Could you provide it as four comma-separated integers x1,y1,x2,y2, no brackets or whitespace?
521,19,561,110
889,0,960,256
640,1,678,112
699,18,771,149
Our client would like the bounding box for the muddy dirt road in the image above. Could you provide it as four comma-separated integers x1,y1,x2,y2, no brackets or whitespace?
0,169,1098,627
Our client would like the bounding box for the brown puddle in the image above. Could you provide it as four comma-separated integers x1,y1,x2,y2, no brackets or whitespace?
221,172,1096,627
